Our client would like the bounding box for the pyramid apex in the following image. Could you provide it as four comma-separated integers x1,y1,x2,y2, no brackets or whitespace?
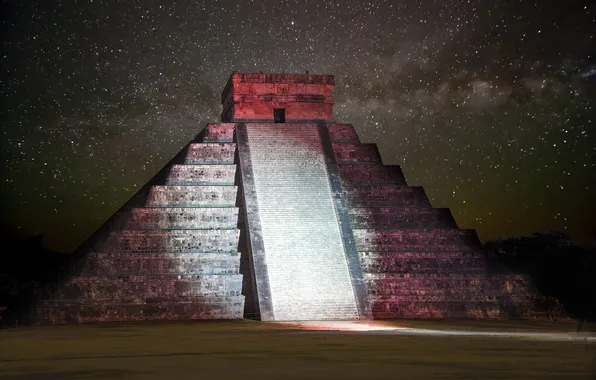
221,72,335,123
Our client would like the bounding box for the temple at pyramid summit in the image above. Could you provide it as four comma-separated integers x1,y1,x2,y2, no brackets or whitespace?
38,72,563,323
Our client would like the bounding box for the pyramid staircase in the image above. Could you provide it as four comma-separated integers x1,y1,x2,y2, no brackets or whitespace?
326,123,543,319
37,124,245,323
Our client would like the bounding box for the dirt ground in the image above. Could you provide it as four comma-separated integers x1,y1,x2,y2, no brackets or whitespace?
0,320,594,380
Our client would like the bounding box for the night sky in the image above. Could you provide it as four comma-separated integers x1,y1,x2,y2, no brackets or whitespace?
2,0,595,252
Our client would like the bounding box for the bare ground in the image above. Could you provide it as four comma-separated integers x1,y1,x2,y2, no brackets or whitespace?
0,320,594,380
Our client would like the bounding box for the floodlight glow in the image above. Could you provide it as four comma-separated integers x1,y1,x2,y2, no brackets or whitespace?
241,124,360,321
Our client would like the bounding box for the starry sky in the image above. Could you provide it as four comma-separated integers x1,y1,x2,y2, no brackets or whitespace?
2,0,595,252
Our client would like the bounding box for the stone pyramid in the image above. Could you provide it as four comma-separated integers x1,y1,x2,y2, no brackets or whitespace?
38,72,554,323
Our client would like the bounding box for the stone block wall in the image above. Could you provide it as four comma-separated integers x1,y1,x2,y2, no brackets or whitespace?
327,123,547,319
221,73,335,122
37,123,245,323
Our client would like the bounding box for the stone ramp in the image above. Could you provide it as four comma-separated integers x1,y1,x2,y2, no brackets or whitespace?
236,123,368,321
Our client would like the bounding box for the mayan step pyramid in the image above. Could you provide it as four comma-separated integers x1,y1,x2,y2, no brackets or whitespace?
38,72,552,323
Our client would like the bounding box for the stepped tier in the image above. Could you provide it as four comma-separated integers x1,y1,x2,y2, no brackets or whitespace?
185,143,236,164
353,229,480,252
104,229,240,253
202,123,237,142
339,164,406,187
38,71,561,323
370,292,541,319
345,186,432,208
127,208,238,230
332,143,382,163
165,165,236,185
327,123,360,142
145,186,238,207
364,273,532,295
81,252,241,276
349,208,456,229
360,252,491,273
47,276,243,300
370,299,503,319
38,297,245,323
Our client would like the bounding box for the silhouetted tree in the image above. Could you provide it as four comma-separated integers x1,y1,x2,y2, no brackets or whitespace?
0,235,69,327
484,232,596,321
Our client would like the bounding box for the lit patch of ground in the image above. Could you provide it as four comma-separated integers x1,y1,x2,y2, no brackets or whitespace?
0,320,594,380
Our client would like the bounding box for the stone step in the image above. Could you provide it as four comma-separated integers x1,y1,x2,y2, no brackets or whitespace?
361,261,490,274
81,252,241,276
37,296,245,323
145,186,238,207
165,164,236,185
128,207,239,230
327,123,360,142
359,251,489,260
363,273,531,294
332,143,382,163
353,228,480,251
369,293,523,303
345,186,431,208
338,164,406,187
185,143,236,164
349,207,456,229
104,229,240,253
371,299,504,319
49,275,243,300
202,123,237,142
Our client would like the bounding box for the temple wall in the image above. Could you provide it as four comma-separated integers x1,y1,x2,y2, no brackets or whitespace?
231,101,333,122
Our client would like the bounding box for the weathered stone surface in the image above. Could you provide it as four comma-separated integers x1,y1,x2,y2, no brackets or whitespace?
104,229,240,253
165,165,236,185
349,207,456,229
236,123,364,321
51,275,243,300
221,73,335,122
360,253,490,273
332,143,382,163
345,186,432,208
203,123,237,142
327,124,360,142
339,164,406,187
38,297,245,323
128,208,238,230
185,143,236,164
145,186,238,207
82,252,241,276
353,229,480,252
